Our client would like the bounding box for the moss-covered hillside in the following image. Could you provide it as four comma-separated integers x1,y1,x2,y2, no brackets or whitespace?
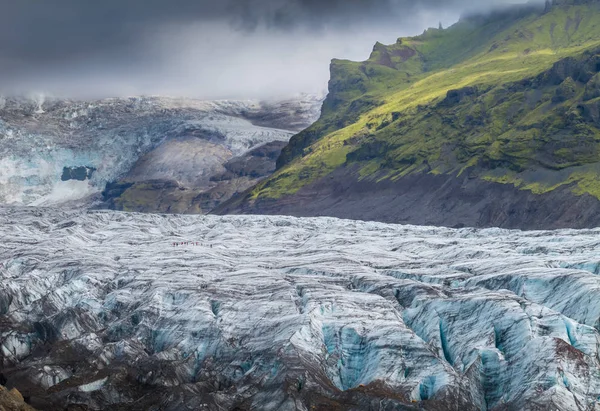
234,0,600,215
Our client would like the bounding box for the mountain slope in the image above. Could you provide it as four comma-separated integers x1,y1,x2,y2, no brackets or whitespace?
218,0,600,229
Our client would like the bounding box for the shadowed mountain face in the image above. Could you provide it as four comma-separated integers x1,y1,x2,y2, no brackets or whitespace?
219,1,600,229
0,95,322,212
3,207,600,410
217,165,600,230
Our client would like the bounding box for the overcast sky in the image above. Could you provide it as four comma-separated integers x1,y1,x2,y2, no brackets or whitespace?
0,0,539,100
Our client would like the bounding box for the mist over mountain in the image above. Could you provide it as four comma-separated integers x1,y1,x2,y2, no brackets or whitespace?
0,0,539,99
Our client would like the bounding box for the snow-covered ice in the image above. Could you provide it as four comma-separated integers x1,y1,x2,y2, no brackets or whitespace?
1,207,600,410
0,96,322,207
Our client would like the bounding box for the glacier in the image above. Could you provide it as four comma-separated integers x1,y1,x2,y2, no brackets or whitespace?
0,96,321,208
1,207,600,410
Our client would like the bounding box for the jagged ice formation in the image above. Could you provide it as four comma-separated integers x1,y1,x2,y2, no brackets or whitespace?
1,207,600,410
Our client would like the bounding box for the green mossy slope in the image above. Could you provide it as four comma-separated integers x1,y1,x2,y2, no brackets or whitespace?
256,1,600,202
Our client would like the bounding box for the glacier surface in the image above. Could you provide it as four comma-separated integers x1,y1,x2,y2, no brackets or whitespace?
1,207,600,410
0,96,321,207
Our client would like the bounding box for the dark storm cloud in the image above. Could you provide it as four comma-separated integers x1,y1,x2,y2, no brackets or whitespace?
0,0,539,99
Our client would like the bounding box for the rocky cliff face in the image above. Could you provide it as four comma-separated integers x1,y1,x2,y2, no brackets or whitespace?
221,1,600,229
0,95,322,212
2,207,600,410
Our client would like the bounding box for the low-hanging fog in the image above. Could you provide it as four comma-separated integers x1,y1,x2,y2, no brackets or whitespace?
0,0,541,100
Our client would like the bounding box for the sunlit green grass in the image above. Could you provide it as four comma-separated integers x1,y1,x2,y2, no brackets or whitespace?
252,3,600,201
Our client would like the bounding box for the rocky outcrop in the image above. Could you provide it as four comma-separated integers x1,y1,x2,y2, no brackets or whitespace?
61,167,96,182
102,141,289,214
102,179,200,214
0,385,35,411
213,141,287,181
122,138,232,189
584,72,600,100
3,207,600,410
441,86,479,106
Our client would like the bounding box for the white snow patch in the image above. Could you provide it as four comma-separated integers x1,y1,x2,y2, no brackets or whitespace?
78,377,108,392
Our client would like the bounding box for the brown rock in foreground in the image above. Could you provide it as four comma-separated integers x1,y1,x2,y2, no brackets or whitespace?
0,386,35,411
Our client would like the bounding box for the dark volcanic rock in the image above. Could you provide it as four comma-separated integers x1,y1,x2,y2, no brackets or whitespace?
61,167,96,182
101,181,135,203
214,141,288,180
441,87,479,106
580,98,600,125
101,179,201,214
584,72,600,100
216,165,600,230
